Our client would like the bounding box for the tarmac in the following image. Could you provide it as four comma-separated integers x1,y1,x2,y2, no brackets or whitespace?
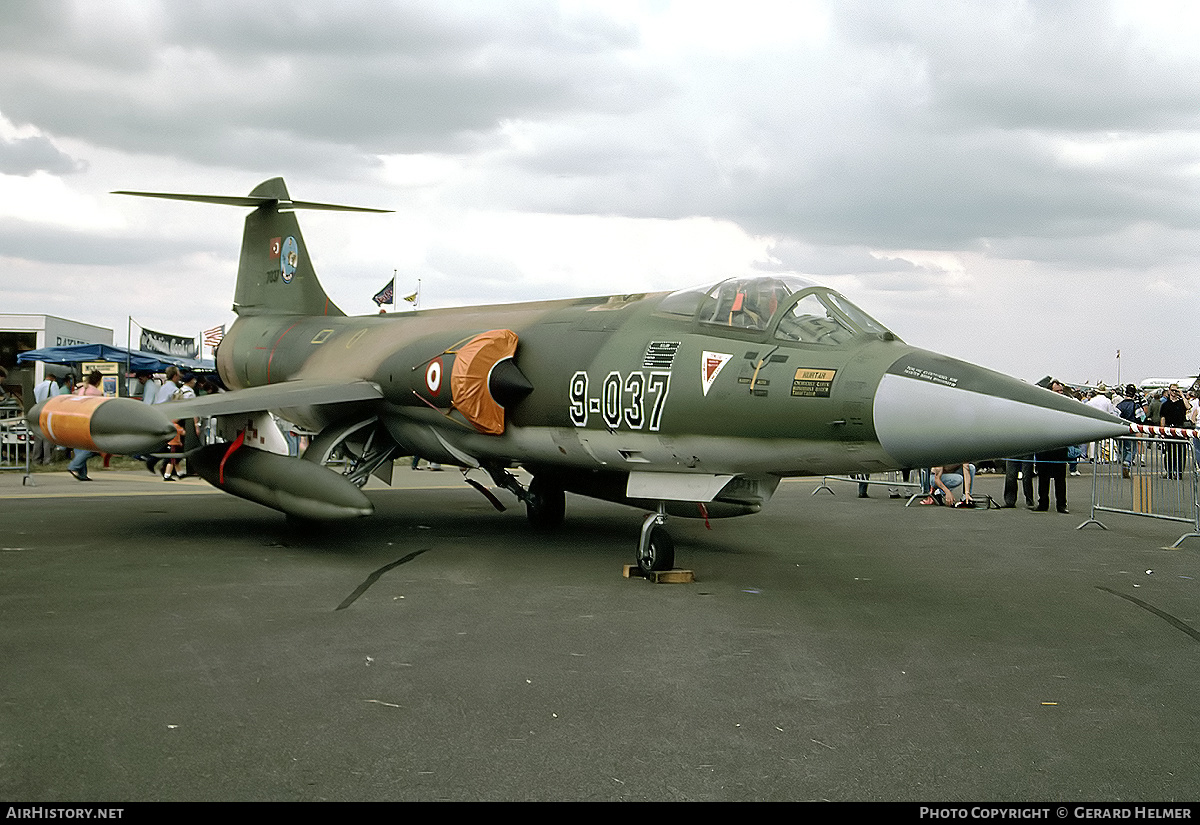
1,464,1198,802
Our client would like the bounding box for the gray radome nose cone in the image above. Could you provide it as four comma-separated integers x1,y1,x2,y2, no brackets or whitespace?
873,351,1130,468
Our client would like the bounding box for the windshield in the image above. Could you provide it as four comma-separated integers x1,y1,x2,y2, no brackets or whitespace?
774,293,856,344
774,289,895,345
824,292,890,337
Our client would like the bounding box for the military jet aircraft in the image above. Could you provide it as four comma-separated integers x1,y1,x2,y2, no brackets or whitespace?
28,178,1131,574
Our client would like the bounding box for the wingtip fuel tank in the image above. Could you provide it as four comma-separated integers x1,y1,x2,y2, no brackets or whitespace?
26,396,177,455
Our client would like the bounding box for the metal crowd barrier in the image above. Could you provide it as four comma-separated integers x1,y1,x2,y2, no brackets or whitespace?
812,470,923,501
1078,424,1200,548
0,399,34,484
812,470,1000,508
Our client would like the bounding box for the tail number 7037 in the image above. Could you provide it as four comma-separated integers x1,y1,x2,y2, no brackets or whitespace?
569,370,672,431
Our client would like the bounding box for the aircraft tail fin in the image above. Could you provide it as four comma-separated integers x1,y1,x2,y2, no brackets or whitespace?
114,178,391,317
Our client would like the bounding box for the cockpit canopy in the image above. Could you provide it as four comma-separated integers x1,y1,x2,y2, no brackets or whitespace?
657,275,896,344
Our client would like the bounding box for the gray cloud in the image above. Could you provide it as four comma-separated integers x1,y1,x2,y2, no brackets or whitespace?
0,0,654,170
444,2,1200,266
0,134,87,176
757,239,920,279
0,218,195,266
831,0,1200,133
6,0,1196,262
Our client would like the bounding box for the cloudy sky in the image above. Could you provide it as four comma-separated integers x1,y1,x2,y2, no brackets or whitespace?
2,0,1199,386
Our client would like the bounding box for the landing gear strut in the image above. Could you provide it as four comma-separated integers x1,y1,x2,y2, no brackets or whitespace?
635,506,675,576
525,476,565,529
304,418,398,488
481,466,565,529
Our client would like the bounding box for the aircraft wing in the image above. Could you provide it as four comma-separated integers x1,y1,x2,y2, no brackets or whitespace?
159,379,384,419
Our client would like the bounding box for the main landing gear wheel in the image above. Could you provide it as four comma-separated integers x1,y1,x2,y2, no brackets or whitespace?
636,514,675,577
525,476,565,529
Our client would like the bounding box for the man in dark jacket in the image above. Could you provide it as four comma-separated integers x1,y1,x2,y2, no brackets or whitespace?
1116,385,1141,476
1160,384,1189,479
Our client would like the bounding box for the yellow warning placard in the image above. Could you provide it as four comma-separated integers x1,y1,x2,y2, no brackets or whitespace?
792,368,836,398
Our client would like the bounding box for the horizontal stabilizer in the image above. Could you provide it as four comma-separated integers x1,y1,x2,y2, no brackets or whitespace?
112,190,392,213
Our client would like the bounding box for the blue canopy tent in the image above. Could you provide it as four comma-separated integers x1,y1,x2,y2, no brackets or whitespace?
17,343,216,373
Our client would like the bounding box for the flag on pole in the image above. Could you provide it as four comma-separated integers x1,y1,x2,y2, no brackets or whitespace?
404,278,421,308
203,325,225,348
373,278,395,306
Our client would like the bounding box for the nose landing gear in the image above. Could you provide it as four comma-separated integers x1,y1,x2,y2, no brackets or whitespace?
635,506,675,577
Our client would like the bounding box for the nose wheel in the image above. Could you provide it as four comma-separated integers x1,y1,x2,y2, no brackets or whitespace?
636,509,675,576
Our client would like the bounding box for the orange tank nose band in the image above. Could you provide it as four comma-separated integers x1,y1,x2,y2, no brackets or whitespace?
39,395,107,452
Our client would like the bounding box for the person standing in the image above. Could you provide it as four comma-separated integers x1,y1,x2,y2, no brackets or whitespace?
30,372,58,465
159,370,196,481
66,370,104,481
134,371,161,406
1033,380,1070,513
173,373,200,479
1087,387,1119,417
1159,383,1189,480
1116,385,1141,478
1003,454,1035,508
152,366,181,405
1146,390,1163,435
146,367,181,475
